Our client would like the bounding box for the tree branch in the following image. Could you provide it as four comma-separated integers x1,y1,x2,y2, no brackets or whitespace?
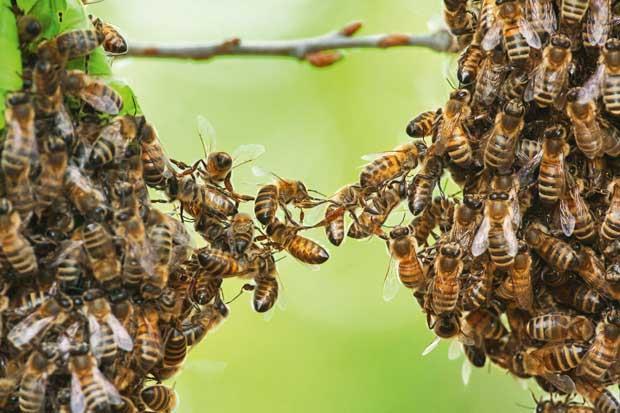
124,21,458,67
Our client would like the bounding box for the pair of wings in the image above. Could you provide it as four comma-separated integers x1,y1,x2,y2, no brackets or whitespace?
8,314,55,349
75,79,122,115
524,0,557,35
87,313,133,362
471,210,519,258
481,16,541,52
71,360,122,413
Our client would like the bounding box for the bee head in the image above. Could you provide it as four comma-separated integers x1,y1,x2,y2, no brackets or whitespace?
550,34,571,50
389,226,410,239
543,125,566,141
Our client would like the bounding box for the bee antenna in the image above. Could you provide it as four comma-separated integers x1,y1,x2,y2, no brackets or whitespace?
515,403,533,411
308,189,327,198
446,77,456,90
225,284,252,304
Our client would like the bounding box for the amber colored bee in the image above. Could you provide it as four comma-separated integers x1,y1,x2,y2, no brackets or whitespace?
159,327,187,379
430,242,462,317
54,240,84,288
54,29,104,59
501,70,530,101
538,125,569,205
463,307,508,347
408,153,444,215
566,88,605,159
167,174,237,220
134,307,163,374
387,226,425,291
577,314,620,381
359,141,425,190
528,34,572,108
35,135,68,215
457,40,484,85
527,314,595,342
7,296,71,350
443,0,476,37
2,93,36,179
253,274,279,313
62,70,123,115
324,184,362,246
436,89,473,167
266,219,329,265
32,43,64,114
560,0,591,25
406,110,438,137
80,222,121,286
90,15,128,55
483,99,525,171
472,192,518,269
534,399,594,413
584,38,620,117
228,212,255,255
139,120,169,189
575,377,620,413
87,115,144,170
516,138,543,167
482,0,541,65
140,384,177,412
602,178,620,242
513,348,578,393
0,199,38,277
197,248,249,277
68,346,122,413
18,346,58,413
181,298,229,346
509,243,534,311
192,272,222,305
525,223,578,273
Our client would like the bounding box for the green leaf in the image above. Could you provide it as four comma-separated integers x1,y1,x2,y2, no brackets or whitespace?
108,79,143,116
16,0,38,13
59,0,89,31
0,0,22,131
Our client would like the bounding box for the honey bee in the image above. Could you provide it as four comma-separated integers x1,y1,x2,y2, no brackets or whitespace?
602,178,620,242
54,240,84,288
527,34,572,108
197,248,249,277
473,49,507,107
54,29,104,59
359,141,425,190
62,70,123,115
582,38,620,117
406,110,438,137
18,345,58,413
69,345,122,413
501,70,530,101
483,99,525,171
383,226,425,301
576,312,620,381
559,181,596,242
457,40,484,85
140,384,178,412
0,198,37,279
509,243,534,311
166,174,237,220
524,0,557,38
408,152,444,215
139,120,169,189
192,273,222,305
87,115,144,170
80,222,121,286
482,0,541,65
7,296,71,350
566,87,604,159
443,0,476,37
134,307,163,373
472,192,518,269
538,125,569,205
513,348,577,393
449,195,482,252
527,314,595,342
534,398,594,413
430,243,463,317
560,0,591,25
227,212,255,255
516,138,543,167
436,89,473,167
90,15,128,55
266,219,329,265
525,223,578,272
575,246,620,300
160,327,187,379
35,135,68,215
17,15,41,45
83,289,133,364
253,274,279,313
462,307,508,347
33,44,64,115
2,93,36,179
324,184,362,246
182,298,229,346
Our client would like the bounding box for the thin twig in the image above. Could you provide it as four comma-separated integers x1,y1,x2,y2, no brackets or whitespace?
124,21,458,67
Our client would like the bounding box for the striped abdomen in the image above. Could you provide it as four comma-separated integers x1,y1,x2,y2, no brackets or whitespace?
254,184,279,225
1,232,37,276
135,318,162,373
431,272,459,315
561,0,589,25
445,128,472,167
484,132,516,170
504,25,531,64
538,159,564,204
253,275,278,312
488,224,515,269
18,374,45,413
603,72,620,116
325,205,345,246
6,176,35,222
538,343,587,372
360,153,404,189
578,324,620,380
406,110,437,137
398,257,425,290
163,328,187,368
534,68,567,107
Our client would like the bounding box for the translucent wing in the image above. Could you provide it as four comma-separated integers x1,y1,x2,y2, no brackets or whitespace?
543,373,576,394
524,66,543,103
511,195,521,228
559,199,576,237
106,314,133,352
361,153,384,162
481,22,502,51
448,340,462,361
518,17,541,49
471,216,490,257
503,215,518,257
540,0,557,33
196,115,217,154
8,315,54,349
518,150,543,188
422,336,441,356
71,372,86,413
93,365,122,406
251,165,270,177
87,314,104,361
383,259,401,302
462,360,472,385
81,83,121,115
232,144,265,167
580,64,605,103
588,0,610,46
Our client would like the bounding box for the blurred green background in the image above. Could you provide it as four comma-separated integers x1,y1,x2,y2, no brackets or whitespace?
87,1,532,412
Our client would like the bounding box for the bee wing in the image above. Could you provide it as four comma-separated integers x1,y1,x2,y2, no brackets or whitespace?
361,152,383,162
8,315,54,349
92,364,122,406
447,340,463,360
105,313,133,352
71,372,86,413
481,22,502,51
518,150,543,188
542,373,576,394
232,144,266,167
251,165,271,177
80,83,121,115
461,359,472,386
541,0,557,33
580,64,605,103
524,66,542,103
559,199,576,237
502,215,518,257
196,114,217,155
422,336,441,356
511,195,521,228
382,259,401,302
471,216,490,257
588,0,610,46
87,314,105,361
518,17,541,49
